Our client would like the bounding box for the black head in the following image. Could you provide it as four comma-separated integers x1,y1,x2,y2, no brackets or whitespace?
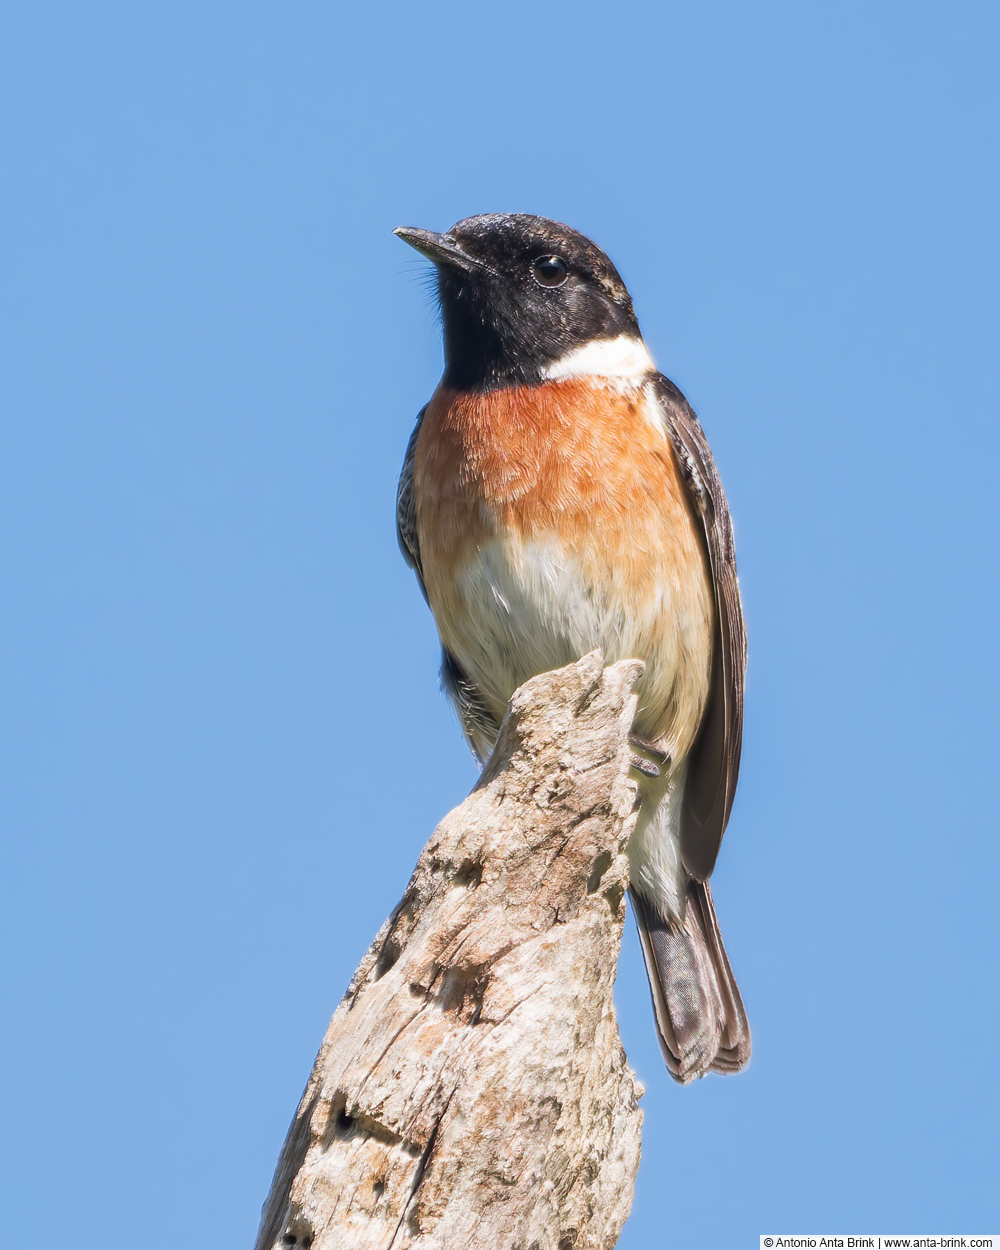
394,213,643,391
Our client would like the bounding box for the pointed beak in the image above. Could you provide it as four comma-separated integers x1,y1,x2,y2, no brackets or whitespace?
393,226,486,273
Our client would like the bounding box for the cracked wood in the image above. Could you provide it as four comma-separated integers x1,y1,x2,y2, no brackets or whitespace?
254,653,645,1250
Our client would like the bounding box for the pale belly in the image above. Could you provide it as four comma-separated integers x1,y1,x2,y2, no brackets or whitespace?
435,528,713,760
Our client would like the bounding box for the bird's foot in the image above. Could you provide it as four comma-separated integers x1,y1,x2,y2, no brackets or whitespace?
628,734,671,780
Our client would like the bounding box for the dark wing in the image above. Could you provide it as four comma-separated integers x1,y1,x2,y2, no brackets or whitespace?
396,406,502,762
653,374,747,881
396,406,428,599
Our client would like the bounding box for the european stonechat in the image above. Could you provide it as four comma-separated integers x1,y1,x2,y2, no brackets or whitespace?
394,214,749,1082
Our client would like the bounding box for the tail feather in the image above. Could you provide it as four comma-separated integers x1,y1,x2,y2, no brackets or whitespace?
631,882,750,1083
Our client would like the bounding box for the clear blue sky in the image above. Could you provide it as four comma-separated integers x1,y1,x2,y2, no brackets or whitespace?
1,2,997,1245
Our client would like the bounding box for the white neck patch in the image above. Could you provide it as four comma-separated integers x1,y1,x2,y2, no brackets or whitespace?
540,335,655,386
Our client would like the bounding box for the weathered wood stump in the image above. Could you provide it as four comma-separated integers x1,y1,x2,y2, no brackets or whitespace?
255,652,645,1250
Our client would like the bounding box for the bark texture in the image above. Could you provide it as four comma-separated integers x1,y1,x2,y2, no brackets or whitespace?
254,653,645,1250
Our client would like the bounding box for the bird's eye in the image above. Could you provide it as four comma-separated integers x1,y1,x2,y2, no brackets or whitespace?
531,255,568,287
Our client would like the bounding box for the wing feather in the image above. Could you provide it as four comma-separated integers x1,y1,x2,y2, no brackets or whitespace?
653,374,747,881
396,406,427,599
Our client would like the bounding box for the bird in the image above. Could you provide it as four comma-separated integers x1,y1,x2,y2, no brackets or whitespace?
393,213,750,1083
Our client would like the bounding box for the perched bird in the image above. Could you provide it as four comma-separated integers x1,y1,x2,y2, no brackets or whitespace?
394,214,750,1083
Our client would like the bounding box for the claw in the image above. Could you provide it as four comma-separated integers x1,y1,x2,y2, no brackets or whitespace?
628,734,671,780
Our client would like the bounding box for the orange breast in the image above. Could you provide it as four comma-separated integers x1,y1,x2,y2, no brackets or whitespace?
412,379,713,754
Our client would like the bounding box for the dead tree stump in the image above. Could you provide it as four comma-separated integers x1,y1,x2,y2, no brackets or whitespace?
254,652,645,1250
